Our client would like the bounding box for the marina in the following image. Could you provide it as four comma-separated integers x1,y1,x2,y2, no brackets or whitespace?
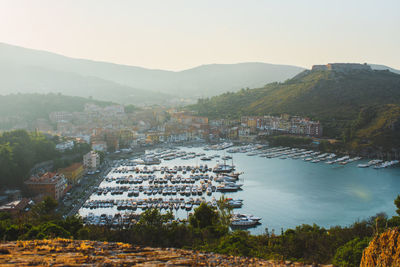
79,144,400,234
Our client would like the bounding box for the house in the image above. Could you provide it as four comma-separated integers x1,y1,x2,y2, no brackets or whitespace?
0,198,30,215
24,172,68,200
91,141,107,152
59,163,85,184
49,111,73,123
55,140,75,152
228,127,239,140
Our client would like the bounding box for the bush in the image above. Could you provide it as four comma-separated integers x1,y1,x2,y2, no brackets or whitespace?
40,223,71,239
217,231,252,256
333,237,371,267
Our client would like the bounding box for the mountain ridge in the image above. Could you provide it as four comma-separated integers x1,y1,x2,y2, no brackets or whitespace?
0,42,305,98
1,42,399,104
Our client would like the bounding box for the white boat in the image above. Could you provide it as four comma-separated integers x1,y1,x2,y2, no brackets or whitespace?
231,218,259,226
213,164,235,173
357,163,369,168
227,199,243,208
233,213,262,222
217,182,243,192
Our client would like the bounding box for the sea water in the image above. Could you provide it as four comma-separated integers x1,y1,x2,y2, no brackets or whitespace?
80,146,400,235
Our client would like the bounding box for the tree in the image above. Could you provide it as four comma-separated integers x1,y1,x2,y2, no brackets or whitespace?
394,195,400,216
31,196,58,219
138,208,173,228
189,203,219,229
217,196,232,227
125,104,140,113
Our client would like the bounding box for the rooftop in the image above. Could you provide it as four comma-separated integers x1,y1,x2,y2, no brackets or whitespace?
25,172,64,184
59,163,83,173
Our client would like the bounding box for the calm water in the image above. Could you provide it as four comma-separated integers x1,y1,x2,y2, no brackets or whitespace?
80,146,400,235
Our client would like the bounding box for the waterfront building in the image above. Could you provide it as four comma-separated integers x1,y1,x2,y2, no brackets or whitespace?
240,115,323,137
59,163,85,184
24,172,68,200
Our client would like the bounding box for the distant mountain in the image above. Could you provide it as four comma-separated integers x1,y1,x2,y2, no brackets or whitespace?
0,43,305,99
0,62,170,105
189,63,400,144
168,63,305,97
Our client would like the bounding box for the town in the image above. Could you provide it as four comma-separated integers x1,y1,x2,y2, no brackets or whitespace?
0,102,323,217
41,103,323,152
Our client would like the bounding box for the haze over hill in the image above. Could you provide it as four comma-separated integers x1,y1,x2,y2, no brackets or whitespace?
0,43,306,100
191,64,400,119
189,63,400,150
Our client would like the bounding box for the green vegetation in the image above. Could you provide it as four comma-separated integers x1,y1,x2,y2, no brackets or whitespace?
333,237,371,267
124,104,140,113
347,104,400,152
4,195,400,265
261,135,313,147
189,69,400,151
190,69,400,123
0,93,113,130
0,130,57,188
0,130,90,189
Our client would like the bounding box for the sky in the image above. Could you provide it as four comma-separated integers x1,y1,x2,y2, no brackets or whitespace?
0,0,399,71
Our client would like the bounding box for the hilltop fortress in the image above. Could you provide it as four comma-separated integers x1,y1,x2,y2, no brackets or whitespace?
312,63,372,72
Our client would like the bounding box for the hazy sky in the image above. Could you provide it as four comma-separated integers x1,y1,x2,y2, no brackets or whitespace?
0,0,399,70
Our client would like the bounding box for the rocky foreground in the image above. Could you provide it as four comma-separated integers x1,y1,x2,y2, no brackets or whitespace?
361,228,400,267
0,238,332,267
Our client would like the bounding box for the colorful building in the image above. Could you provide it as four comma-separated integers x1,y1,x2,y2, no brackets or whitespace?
24,172,68,200
59,163,85,184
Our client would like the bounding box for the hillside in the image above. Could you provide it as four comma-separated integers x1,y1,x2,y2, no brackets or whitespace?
349,104,400,151
190,64,400,141
0,93,112,130
0,43,305,98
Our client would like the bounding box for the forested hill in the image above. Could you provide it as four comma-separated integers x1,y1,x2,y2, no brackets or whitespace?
189,65,400,149
190,66,400,120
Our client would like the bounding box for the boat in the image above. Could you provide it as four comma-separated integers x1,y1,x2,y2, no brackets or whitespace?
141,157,161,165
185,202,193,211
227,199,243,208
231,218,258,226
206,187,212,196
217,182,243,192
213,164,235,173
233,213,261,222
357,163,369,168
214,176,237,183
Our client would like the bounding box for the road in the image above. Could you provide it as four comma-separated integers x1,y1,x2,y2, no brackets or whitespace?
65,161,111,217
